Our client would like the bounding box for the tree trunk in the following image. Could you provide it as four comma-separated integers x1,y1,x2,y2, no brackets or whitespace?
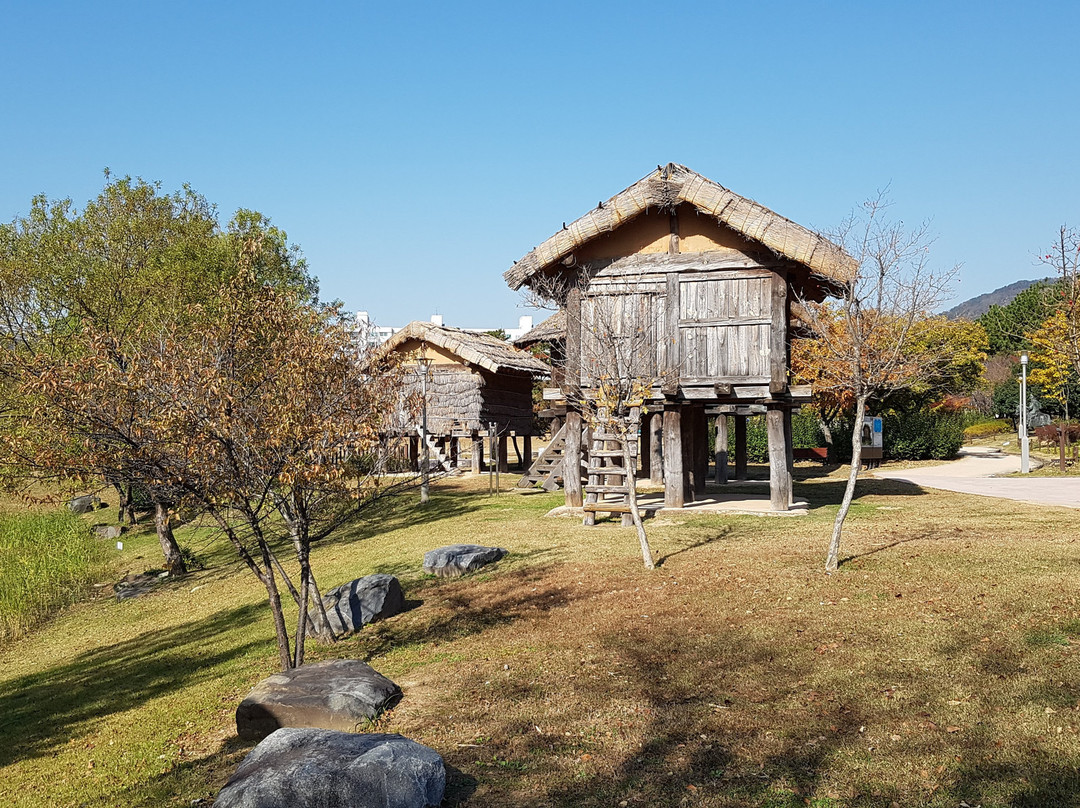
258,537,294,670
624,410,654,570
153,501,187,576
819,418,835,464
825,396,866,573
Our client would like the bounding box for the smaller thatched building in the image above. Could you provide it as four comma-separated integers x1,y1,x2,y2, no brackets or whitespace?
380,321,549,472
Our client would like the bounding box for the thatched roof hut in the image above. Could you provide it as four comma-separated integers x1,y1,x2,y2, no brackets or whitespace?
380,321,548,438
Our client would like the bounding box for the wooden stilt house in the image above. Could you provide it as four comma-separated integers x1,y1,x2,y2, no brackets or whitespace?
504,163,854,512
380,321,549,472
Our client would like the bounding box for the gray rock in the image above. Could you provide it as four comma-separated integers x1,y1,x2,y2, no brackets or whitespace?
94,525,125,540
68,495,100,514
216,728,444,808
236,659,402,742
320,574,405,637
423,544,507,578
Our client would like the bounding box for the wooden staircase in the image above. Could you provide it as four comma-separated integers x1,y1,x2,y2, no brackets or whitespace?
582,414,639,526
517,422,583,491
416,426,454,472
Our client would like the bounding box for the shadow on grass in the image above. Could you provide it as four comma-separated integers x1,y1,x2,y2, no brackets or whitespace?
796,477,929,509
0,602,268,769
656,525,733,567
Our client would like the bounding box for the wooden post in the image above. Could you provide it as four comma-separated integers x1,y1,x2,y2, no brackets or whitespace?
522,435,532,471
564,410,583,507
640,416,651,479
680,408,695,504
498,435,509,473
649,411,664,485
715,414,729,484
408,436,419,472
471,432,483,474
450,437,459,469
1060,425,1068,472
663,405,684,508
784,408,795,506
692,405,707,497
735,415,748,481
767,406,791,511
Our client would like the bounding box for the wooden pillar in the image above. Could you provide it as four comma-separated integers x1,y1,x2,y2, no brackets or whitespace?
680,410,695,504
715,414,729,484
408,436,419,472
523,435,532,470
767,406,791,511
693,406,708,497
564,410,583,507
735,415,748,480
784,408,795,506
498,435,509,472
663,405,684,508
450,437,459,469
640,416,651,479
649,411,664,485
471,432,483,474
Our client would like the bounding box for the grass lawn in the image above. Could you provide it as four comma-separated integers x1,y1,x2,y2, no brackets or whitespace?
2,467,1080,807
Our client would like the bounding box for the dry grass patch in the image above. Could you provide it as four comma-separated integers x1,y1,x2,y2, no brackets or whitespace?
2,471,1080,807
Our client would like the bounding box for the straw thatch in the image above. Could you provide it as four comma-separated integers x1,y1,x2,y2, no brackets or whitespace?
504,163,856,290
381,322,550,377
512,311,565,348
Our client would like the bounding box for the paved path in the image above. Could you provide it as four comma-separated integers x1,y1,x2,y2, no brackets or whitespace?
873,448,1080,509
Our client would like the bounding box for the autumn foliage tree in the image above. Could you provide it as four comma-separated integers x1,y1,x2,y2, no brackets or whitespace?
794,194,959,572
5,260,408,670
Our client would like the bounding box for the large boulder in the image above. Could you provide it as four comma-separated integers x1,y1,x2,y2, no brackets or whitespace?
236,660,402,742
423,544,507,578
216,728,445,808
320,574,405,637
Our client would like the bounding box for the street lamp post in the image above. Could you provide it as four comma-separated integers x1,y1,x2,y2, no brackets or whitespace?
418,357,431,504
1020,351,1029,474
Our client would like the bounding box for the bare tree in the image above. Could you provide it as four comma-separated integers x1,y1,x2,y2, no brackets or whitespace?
795,193,958,572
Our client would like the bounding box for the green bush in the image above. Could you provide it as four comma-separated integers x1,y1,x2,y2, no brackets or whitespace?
883,410,965,461
715,410,824,464
963,419,1012,439
0,510,111,639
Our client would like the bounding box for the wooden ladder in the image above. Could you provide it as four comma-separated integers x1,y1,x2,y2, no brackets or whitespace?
582,420,638,527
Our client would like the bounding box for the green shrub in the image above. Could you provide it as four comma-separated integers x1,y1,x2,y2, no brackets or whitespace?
0,510,111,639
963,419,1012,439
883,410,965,461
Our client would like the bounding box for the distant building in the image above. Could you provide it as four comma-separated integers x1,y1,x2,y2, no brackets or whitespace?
350,312,536,347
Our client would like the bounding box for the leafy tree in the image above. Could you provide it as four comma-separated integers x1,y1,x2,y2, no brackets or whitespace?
977,281,1056,356
795,193,958,573
0,174,317,572
6,265,408,669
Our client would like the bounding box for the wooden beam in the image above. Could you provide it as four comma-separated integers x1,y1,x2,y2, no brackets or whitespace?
784,407,795,507
649,411,664,485
767,406,791,511
669,209,680,254
565,278,581,396
662,272,680,395
663,405,684,508
735,415,748,481
715,414,729,484
770,268,788,394
471,432,483,474
523,435,532,472
693,405,707,497
564,410,583,507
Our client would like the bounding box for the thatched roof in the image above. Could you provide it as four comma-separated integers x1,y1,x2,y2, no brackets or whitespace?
381,321,549,377
512,310,565,347
504,163,856,290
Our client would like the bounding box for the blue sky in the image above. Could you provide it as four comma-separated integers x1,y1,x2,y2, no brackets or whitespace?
3,1,1078,329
